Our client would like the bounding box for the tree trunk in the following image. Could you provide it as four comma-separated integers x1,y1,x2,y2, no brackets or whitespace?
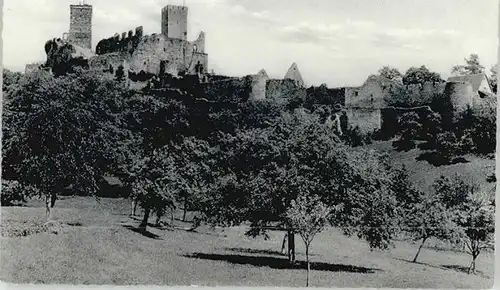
45,195,52,221
155,211,161,226
281,232,288,254
413,236,427,263
183,196,187,222
139,205,150,230
131,199,138,216
170,208,174,223
468,253,478,274
306,245,310,287
287,230,296,263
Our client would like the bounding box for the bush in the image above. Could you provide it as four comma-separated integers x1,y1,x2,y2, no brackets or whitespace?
1,180,29,206
342,126,364,147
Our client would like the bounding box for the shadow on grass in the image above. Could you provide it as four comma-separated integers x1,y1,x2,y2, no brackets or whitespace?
122,225,162,240
442,264,490,279
415,151,469,167
224,247,318,257
66,222,83,227
128,216,172,230
417,141,436,151
394,257,445,271
391,140,416,152
184,253,380,273
224,247,286,256
394,258,491,278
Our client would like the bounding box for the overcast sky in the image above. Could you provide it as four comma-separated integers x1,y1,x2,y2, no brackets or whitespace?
3,0,499,87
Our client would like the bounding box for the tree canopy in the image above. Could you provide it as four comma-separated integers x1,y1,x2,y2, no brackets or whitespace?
402,66,443,85
452,53,485,76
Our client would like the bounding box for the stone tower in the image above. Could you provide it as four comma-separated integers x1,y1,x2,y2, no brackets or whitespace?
68,4,93,49
161,5,188,40
444,81,474,115
284,63,305,87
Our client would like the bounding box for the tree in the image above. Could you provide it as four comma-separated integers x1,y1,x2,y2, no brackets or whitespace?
128,146,183,230
2,69,24,98
1,180,33,206
2,69,133,220
433,174,495,274
435,131,460,163
452,53,485,76
459,206,494,274
285,194,331,287
378,66,403,83
404,195,460,262
201,109,404,263
395,112,422,150
402,66,443,85
167,137,217,223
200,110,340,263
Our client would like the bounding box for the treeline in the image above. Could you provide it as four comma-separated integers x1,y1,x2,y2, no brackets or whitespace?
1,67,494,278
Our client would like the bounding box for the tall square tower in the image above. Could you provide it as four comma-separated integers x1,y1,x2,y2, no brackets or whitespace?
68,4,93,49
161,5,188,40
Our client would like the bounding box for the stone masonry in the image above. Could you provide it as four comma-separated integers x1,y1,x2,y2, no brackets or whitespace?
68,4,92,50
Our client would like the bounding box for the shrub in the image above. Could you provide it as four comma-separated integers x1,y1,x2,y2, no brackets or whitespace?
343,125,365,147
1,180,29,206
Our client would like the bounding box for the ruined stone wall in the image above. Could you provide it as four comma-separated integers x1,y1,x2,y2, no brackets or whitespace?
96,26,143,55
265,79,307,104
88,52,130,73
187,52,208,75
128,35,184,76
25,63,43,74
248,73,269,101
185,32,207,74
69,4,92,49
190,31,205,53
346,107,381,134
126,33,207,77
162,5,188,40
44,38,94,75
345,76,394,109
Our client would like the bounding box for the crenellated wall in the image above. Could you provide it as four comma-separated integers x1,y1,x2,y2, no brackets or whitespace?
96,26,143,55
48,4,208,79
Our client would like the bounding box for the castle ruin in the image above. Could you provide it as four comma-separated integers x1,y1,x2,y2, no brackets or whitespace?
38,3,495,135
45,3,208,79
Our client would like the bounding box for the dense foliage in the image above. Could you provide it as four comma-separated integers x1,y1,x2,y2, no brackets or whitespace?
2,62,495,275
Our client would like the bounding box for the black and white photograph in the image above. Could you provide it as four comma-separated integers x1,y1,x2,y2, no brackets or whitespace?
1,0,498,288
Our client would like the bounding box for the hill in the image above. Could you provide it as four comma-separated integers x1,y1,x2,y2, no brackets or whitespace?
365,141,495,195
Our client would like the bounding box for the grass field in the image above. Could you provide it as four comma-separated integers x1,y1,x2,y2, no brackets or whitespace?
366,141,496,194
0,196,494,288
